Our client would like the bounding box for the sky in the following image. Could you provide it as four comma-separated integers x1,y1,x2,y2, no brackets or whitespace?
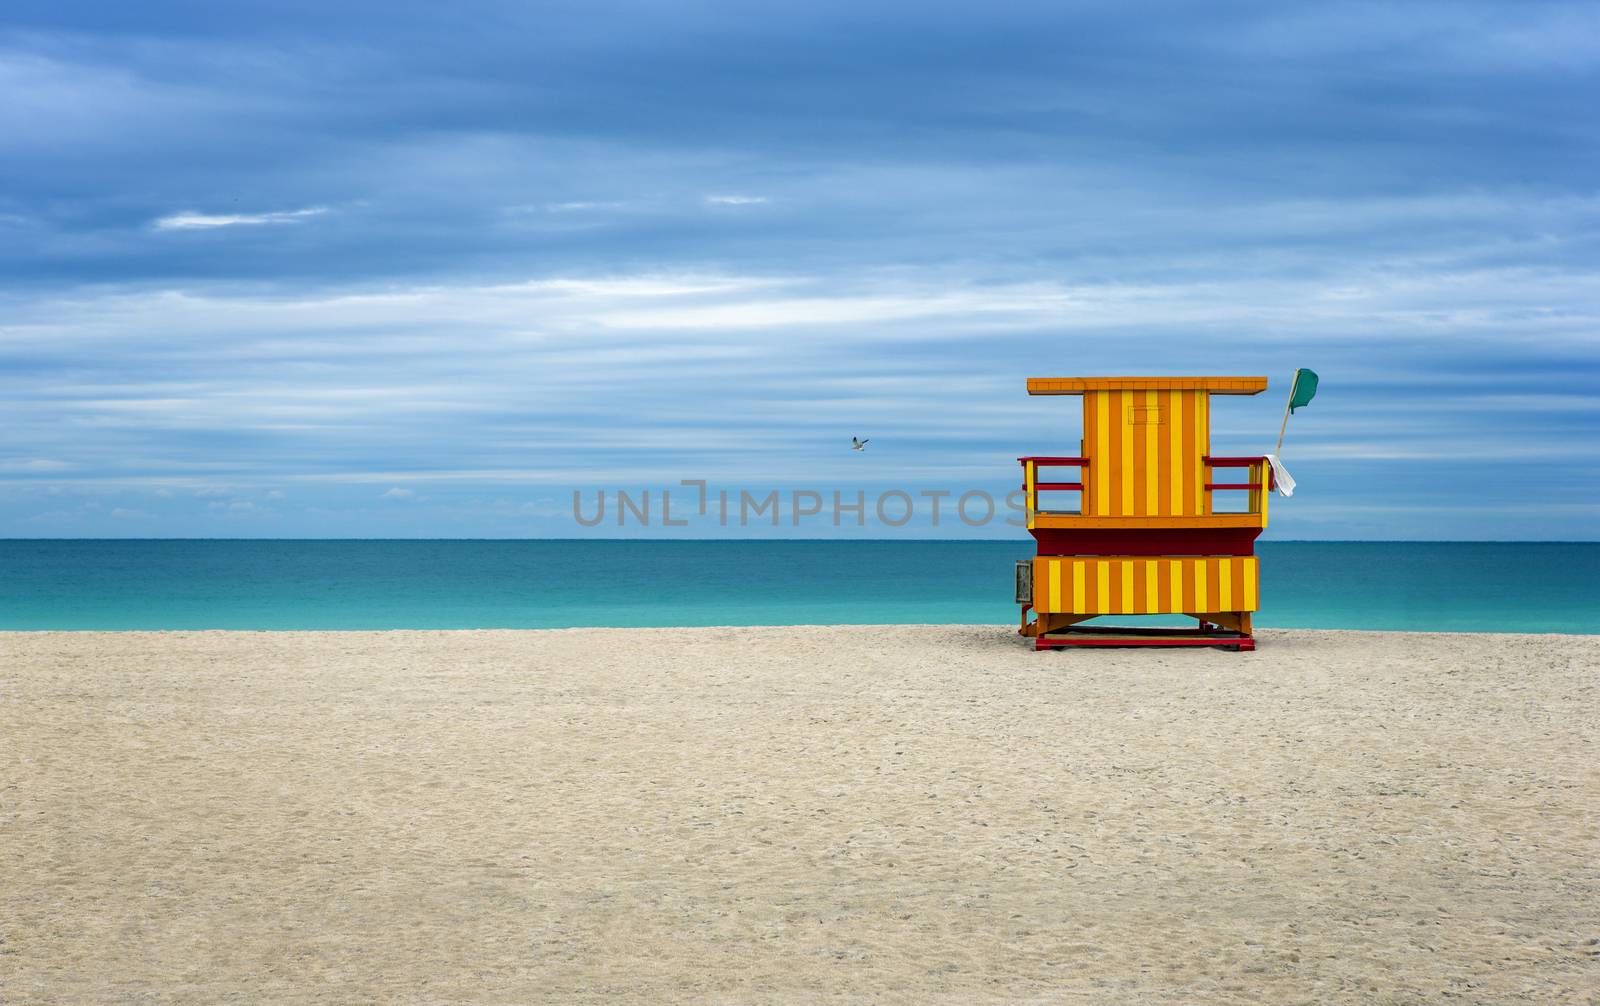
2,0,1598,539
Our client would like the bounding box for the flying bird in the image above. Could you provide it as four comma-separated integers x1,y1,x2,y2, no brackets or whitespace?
851,437,869,451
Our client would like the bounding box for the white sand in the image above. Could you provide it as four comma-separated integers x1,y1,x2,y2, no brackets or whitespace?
3,626,1597,1003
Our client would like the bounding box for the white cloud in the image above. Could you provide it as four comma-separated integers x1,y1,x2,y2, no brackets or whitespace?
154,207,328,231
545,201,625,212
704,195,768,205
1,258,1596,539
501,201,627,215
515,275,773,298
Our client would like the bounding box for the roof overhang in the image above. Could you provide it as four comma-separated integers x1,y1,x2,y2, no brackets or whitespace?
1027,376,1268,396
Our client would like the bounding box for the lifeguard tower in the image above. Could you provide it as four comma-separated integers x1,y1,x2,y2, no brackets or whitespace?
1016,376,1273,651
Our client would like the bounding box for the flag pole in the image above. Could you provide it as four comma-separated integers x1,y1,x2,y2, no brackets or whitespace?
1274,371,1295,456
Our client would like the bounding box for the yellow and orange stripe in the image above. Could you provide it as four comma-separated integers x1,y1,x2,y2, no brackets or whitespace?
1082,389,1211,518
1032,555,1259,614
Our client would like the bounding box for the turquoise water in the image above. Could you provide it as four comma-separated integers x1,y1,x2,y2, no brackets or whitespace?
0,540,1595,633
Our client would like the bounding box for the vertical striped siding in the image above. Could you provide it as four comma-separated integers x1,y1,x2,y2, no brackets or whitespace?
1168,391,1185,516
1034,556,1259,614
1082,389,1211,518
1092,393,1111,516
1119,390,1135,516
1143,389,1159,516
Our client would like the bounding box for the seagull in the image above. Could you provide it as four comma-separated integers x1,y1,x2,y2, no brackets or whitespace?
851,437,869,451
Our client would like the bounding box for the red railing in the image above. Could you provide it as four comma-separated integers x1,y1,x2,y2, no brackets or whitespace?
1019,457,1088,515
1202,456,1274,492
1019,455,1271,518
1202,456,1272,514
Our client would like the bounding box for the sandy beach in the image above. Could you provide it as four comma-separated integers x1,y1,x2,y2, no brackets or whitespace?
3,626,1597,1004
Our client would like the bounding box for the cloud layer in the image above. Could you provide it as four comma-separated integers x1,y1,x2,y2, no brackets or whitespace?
1,1,1597,538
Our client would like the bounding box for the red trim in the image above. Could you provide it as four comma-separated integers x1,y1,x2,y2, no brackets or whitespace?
1017,456,1089,465
1030,527,1261,556
1032,482,1084,491
1034,624,1255,652
1205,482,1262,490
1037,637,1254,650
1040,623,1247,636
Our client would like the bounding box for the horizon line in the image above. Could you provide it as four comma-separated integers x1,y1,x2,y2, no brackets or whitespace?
2,537,1597,545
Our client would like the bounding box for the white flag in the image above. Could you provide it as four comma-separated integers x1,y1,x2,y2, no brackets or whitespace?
1264,454,1296,497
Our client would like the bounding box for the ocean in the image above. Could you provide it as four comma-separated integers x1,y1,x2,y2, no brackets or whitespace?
0,539,1595,633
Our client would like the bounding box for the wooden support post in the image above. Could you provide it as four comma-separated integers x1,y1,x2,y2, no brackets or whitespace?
1036,611,1096,636
1193,611,1252,635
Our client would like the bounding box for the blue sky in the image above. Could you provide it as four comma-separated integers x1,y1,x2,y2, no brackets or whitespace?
2,1,1597,539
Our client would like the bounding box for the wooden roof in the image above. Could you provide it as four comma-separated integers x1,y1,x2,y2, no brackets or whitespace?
1027,376,1268,396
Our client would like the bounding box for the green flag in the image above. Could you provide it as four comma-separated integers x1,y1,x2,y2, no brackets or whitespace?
1288,368,1319,413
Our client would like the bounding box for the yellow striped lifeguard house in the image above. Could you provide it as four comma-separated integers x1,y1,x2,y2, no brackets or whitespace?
1016,376,1273,651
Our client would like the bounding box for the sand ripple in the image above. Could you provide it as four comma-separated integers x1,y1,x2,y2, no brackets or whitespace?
2,627,1597,1003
